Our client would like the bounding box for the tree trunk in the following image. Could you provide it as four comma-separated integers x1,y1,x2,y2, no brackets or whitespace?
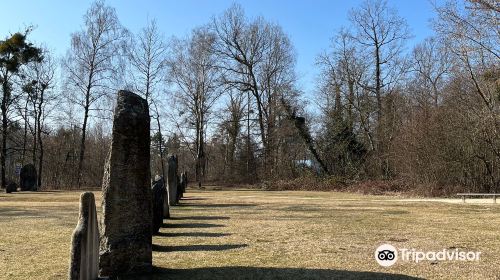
77,102,89,188
375,44,382,124
196,109,205,188
248,68,267,170
280,97,329,175
1,78,10,189
246,91,251,182
1,108,7,189
22,100,29,165
36,90,44,189
374,44,388,177
32,104,37,165
347,79,355,131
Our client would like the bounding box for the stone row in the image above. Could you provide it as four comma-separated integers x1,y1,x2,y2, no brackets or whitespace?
68,90,190,279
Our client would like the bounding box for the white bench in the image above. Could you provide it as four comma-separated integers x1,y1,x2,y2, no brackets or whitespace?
457,193,498,203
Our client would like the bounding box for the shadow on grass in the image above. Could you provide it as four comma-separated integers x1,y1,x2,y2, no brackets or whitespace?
0,207,74,218
384,210,410,215
6,190,67,194
146,266,425,280
162,222,225,228
152,244,247,252
168,216,230,221
0,208,46,217
177,203,257,208
180,197,207,201
281,205,325,212
187,188,262,192
155,232,231,238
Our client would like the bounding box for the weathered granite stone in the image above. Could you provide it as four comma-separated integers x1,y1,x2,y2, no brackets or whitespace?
163,187,170,219
177,174,184,201
151,176,164,234
160,172,170,219
19,164,37,191
167,155,178,206
183,172,188,194
177,172,187,201
5,181,17,193
69,192,99,280
99,90,152,278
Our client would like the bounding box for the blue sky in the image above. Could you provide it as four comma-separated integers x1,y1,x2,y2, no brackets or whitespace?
1,0,442,95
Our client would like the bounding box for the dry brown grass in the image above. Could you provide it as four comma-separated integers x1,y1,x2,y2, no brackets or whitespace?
0,188,499,279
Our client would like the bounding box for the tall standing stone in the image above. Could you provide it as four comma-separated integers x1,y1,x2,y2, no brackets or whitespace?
167,155,178,206
161,169,170,219
163,186,170,219
69,192,99,280
151,176,164,234
184,172,188,193
19,164,37,191
177,173,184,202
99,90,152,278
182,171,189,191
177,172,187,201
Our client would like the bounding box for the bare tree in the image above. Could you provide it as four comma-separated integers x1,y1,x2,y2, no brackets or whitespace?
468,0,500,13
63,0,127,187
220,90,245,180
319,30,376,151
348,0,411,177
316,30,370,175
212,4,298,176
434,0,499,142
127,19,168,182
434,0,499,110
22,49,57,189
432,0,500,192
167,27,223,187
128,19,167,103
411,37,452,107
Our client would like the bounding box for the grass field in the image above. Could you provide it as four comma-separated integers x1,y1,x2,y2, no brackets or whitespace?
0,188,499,279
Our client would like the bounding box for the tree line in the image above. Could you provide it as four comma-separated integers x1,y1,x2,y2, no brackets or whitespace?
0,0,498,194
